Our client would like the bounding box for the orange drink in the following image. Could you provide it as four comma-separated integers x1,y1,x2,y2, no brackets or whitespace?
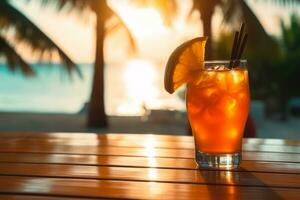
163,37,249,169
186,61,250,169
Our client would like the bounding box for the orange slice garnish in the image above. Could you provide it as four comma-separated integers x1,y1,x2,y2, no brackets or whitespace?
164,37,207,94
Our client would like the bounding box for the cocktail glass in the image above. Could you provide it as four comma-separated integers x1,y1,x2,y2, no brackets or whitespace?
186,60,250,169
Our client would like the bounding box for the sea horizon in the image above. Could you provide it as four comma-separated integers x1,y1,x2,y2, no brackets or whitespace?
0,61,185,116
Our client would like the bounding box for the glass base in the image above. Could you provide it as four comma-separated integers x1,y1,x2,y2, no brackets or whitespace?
195,151,241,170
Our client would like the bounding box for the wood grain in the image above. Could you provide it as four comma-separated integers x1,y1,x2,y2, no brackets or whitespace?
0,194,93,200
0,144,299,163
1,133,300,199
0,175,299,200
4,137,300,153
8,133,300,146
0,153,299,174
0,163,299,188
8,132,194,142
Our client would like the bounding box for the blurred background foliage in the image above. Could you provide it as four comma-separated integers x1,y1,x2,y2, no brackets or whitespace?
215,14,300,118
277,15,300,98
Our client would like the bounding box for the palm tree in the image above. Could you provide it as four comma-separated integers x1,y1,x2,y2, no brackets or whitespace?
35,0,175,128
188,0,300,59
140,1,299,59
6,0,136,128
277,14,300,118
2,0,171,129
0,1,81,77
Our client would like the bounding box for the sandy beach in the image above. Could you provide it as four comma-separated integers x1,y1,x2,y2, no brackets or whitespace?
0,111,188,135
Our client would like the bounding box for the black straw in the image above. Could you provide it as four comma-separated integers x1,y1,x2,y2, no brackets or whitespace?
229,31,239,68
229,22,247,68
237,34,248,60
236,23,245,56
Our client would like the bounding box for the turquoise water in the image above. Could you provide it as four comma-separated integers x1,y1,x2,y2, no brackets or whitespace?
0,63,93,113
0,62,184,115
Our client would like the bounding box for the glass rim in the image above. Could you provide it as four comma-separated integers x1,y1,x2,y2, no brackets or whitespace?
203,60,247,64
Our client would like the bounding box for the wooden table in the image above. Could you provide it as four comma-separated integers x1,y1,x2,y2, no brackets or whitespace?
0,132,300,199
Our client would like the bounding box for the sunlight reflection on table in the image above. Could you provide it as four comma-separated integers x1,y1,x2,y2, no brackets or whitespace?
144,135,157,158
22,179,52,193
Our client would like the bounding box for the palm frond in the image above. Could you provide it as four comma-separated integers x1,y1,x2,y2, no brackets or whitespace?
106,7,136,52
0,34,34,76
0,1,82,78
33,0,136,53
132,0,177,25
264,0,300,5
219,0,280,58
220,0,240,25
39,0,90,13
188,0,221,19
151,0,178,26
281,14,300,51
240,0,279,57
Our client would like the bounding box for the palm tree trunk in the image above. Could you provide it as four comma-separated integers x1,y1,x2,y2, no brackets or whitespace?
201,12,213,59
198,2,217,59
87,7,107,127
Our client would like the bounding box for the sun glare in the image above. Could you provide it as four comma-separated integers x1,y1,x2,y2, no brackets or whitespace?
117,59,158,115
112,4,167,36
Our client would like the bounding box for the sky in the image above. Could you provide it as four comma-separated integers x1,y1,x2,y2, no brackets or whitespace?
10,0,300,64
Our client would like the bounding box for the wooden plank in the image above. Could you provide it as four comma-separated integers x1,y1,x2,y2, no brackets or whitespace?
2,132,300,148
0,163,299,188
2,133,300,153
244,138,300,146
0,132,34,138
0,175,299,200
22,132,193,142
0,144,300,163
14,132,300,146
2,137,195,149
5,137,300,153
0,153,300,174
0,133,30,145
0,144,192,158
0,194,93,200
242,144,300,153
0,132,193,143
